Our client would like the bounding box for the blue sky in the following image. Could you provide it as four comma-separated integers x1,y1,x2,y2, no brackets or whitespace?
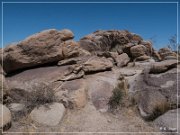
1,1,178,50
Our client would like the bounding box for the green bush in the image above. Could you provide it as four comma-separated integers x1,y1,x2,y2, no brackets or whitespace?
108,87,123,109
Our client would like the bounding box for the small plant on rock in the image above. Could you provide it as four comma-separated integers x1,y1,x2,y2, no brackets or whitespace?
25,83,56,113
108,87,123,109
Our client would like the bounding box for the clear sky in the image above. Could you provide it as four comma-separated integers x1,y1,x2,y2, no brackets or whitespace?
1,0,178,50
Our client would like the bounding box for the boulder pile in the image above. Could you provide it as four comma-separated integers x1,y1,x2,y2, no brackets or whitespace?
0,29,179,133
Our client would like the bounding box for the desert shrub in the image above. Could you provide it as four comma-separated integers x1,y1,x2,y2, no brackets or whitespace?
108,87,124,109
24,83,56,113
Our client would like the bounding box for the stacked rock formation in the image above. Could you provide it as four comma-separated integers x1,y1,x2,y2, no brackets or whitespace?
0,29,179,132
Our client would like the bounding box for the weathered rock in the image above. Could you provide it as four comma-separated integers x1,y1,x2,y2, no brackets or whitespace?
62,40,90,58
55,79,88,109
140,41,153,56
147,67,179,108
136,55,150,61
57,56,91,66
152,51,162,61
150,60,177,74
3,29,89,73
138,89,169,120
130,45,147,58
131,66,179,120
79,30,142,53
158,48,177,60
83,56,113,73
86,71,120,111
111,53,130,67
30,103,65,126
0,104,11,130
57,69,85,81
154,109,179,132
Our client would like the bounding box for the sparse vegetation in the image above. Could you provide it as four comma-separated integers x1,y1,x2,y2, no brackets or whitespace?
7,83,57,121
25,83,56,113
167,34,180,53
108,87,124,109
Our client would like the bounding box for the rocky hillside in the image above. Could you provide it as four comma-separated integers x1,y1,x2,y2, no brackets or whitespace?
0,29,179,134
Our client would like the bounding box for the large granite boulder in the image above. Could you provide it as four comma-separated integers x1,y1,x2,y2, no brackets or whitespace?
82,56,113,73
3,29,89,73
110,53,130,67
131,65,179,120
158,48,177,60
55,79,88,109
30,102,65,126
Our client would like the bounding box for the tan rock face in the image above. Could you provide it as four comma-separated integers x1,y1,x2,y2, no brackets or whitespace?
136,55,150,61
30,103,65,126
54,79,88,109
130,45,147,58
158,48,177,60
110,53,130,67
83,56,113,73
138,89,169,120
131,65,179,121
150,60,177,74
3,29,83,73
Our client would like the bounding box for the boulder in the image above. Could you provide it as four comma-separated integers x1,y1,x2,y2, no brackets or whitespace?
110,53,130,67
140,41,153,56
86,71,120,111
154,109,179,132
130,45,147,58
83,56,113,73
138,89,169,120
131,66,179,120
136,55,150,61
3,29,76,73
30,102,65,126
62,40,90,58
55,79,88,109
79,30,142,53
152,51,162,61
150,60,177,74
158,48,177,60
0,104,12,130
147,67,179,108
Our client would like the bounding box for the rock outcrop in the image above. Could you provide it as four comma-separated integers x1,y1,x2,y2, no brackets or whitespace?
1,28,179,133
158,48,177,60
79,30,157,61
131,65,179,120
3,29,88,73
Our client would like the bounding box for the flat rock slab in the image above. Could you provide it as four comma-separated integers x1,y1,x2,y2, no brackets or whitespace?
154,109,179,132
30,103,65,126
